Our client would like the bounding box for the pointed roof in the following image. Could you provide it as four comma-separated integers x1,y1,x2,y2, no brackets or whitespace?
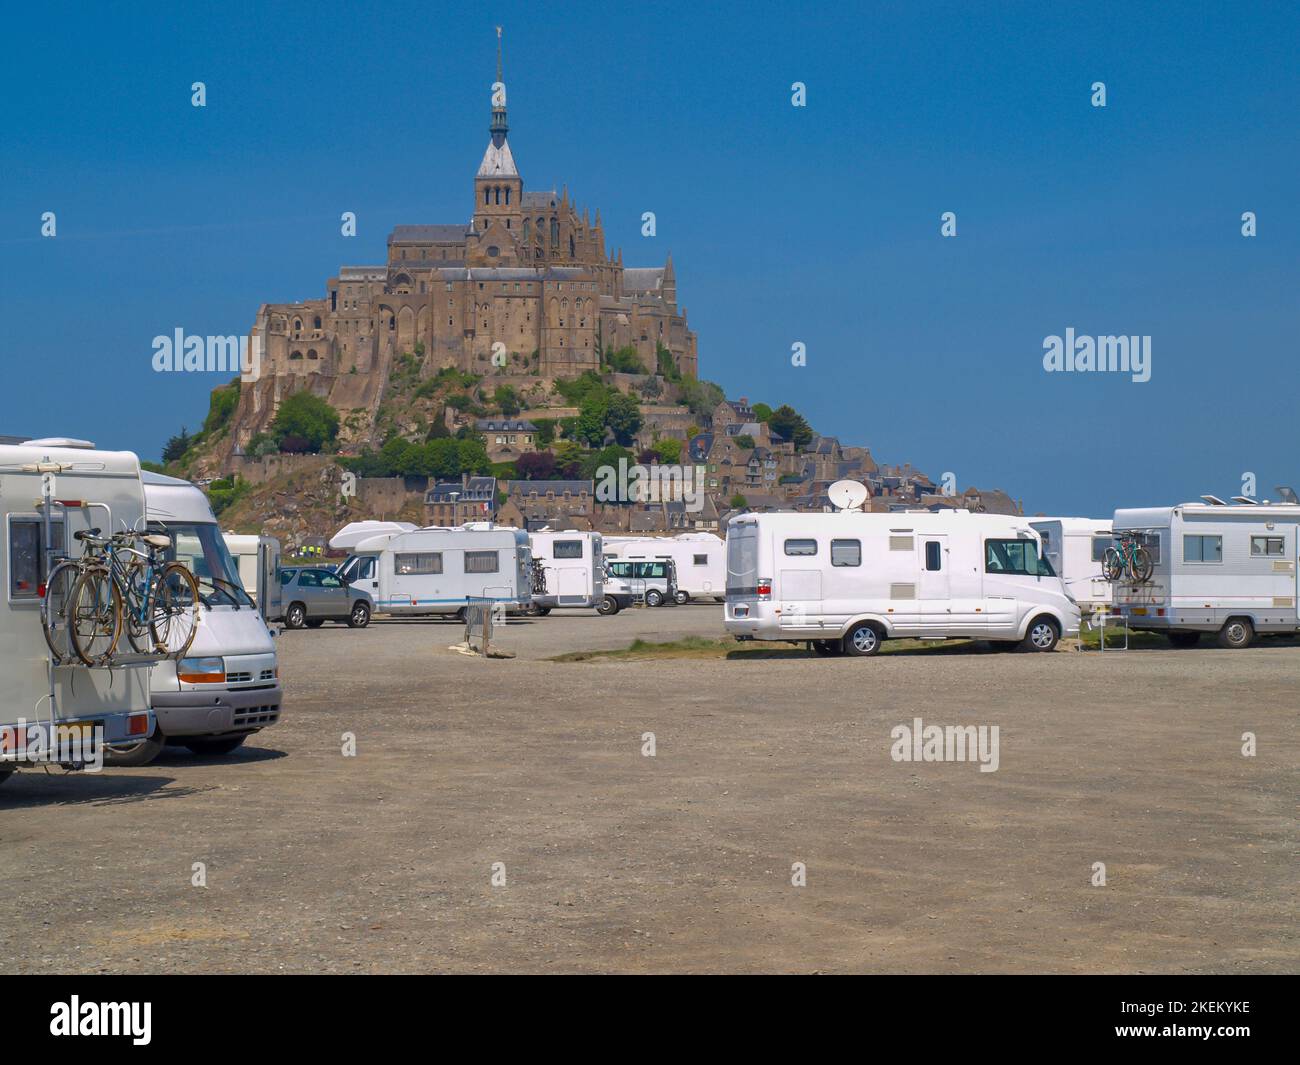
477,139,518,177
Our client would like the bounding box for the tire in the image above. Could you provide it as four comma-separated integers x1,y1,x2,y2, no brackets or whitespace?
811,639,842,656
842,622,882,657
0,769,13,787
1131,546,1154,583
40,559,81,664
1167,631,1201,649
596,596,619,616
674,590,690,605
645,589,664,608
1101,547,1124,583
1217,618,1254,649
104,732,165,767
348,601,371,628
305,619,325,628
284,603,307,629
185,736,247,757
1020,616,1060,652
68,565,122,666
151,562,201,657
533,606,551,617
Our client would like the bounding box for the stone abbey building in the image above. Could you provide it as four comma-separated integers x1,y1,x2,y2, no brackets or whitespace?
233,40,698,457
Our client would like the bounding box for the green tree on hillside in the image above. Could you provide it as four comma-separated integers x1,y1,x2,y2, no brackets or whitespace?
272,391,339,453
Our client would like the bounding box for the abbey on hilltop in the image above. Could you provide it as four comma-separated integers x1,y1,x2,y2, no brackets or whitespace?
246,32,697,432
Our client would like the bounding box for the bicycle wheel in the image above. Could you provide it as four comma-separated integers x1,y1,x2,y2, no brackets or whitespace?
1131,546,1154,582
40,560,81,663
68,565,123,666
149,562,200,657
1101,547,1124,583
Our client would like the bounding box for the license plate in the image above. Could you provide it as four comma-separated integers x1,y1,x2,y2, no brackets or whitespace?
55,720,97,742
1131,607,1148,616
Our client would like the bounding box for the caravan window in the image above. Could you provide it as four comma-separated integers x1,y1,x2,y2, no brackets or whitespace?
8,517,65,600
1091,537,1111,562
831,539,861,567
1250,536,1285,557
693,554,708,566
985,539,1054,577
784,539,817,556
395,552,442,575
1184,535,1222,563
925,541,942,571
553,540,583,559
464,551,499,573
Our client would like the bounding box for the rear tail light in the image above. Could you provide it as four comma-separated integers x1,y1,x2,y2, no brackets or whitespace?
128,713,149,736
757,579,772,601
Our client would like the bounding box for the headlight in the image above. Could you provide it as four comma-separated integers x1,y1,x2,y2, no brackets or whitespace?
177,657,225,683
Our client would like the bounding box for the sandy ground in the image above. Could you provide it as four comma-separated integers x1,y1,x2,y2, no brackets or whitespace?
1,605,1295,974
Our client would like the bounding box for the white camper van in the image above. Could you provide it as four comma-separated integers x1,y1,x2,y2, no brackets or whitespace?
223,532,282,619
724,508,1080,656
103,473,283,765
1028,518,1114,613
528,530,622,613
603,533,725,604
1111,496,1300,648
333,522,533,617
0,439,154,786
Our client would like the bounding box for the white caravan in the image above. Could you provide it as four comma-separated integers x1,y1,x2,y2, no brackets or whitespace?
103,473,283,766
1111,496,1300,648
603,533,725,604
1028,517,1114,613
724,509,1080,656
333,523,533,617
0,439,153,785
223,531,283,619
528,530,613,613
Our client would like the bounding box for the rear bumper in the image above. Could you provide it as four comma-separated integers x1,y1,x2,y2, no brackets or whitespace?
152,684,283,738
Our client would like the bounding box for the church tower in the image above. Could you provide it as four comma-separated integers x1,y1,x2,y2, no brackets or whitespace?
473,27,523,246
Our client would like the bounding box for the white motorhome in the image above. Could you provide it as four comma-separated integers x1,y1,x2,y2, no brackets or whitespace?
724,508,1080,655
603,532,725,604
1111,496,1300,648
1028,517,1114,613
528,530,620,613
332,522,533,617
0,439,154,786
223,532,283,619
103,473,283,766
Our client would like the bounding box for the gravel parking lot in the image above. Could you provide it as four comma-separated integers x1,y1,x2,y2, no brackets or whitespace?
1,605,1295,973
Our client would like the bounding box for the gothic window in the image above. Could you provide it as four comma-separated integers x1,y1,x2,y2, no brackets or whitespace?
313,316,322,329
505,187,511,205
487,246,499,257
569,235,575,257
494,186,501,205
550,219,559,245
289,350,303,360
522,218,530,241
484,188,491,205
307,349,318,360
293,318,302,336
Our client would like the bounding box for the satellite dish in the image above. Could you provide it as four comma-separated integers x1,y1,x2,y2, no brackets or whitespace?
828,479,869,512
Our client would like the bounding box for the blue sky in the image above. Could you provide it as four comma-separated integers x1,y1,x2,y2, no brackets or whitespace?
2,1,1296,516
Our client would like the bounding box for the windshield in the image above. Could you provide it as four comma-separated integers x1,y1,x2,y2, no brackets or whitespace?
150,521,254,607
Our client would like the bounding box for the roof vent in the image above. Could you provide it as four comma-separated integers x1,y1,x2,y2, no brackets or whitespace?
1200,494,1228,506
23,437,97,449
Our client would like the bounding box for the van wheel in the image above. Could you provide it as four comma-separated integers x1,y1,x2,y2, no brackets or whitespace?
1167,631,1201,648
284,603,307,629
811,639,842,656
348,602,371,628
305,619,325,629
1021,617,1060,652
186,736,247,757
104,732,165,767
0,769,12,786
645,589,664,607
843,622,882,657
596,596,620,616
674,590,690,605
1217,618,1254,649
533,606,551,617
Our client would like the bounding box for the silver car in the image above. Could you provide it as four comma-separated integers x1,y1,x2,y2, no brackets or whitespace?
277,566,373,629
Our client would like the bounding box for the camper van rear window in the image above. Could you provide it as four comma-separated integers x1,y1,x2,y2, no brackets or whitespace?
985,539,1052,577
1184,535,1222,563
464,551,499,573
925,541,943,571
396,552,442,575
553,540,583,559
8,517,65,600
1091,537,1111,562
784,539,817,556
1250,536,1285,557
830,539,861,567
693,554,708,566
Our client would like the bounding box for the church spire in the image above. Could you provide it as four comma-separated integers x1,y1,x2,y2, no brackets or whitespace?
490,26,508,148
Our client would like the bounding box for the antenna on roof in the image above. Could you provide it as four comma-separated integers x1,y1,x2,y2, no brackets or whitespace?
828,479,869,512
1276,486,1299,504
1200,494,1228,506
